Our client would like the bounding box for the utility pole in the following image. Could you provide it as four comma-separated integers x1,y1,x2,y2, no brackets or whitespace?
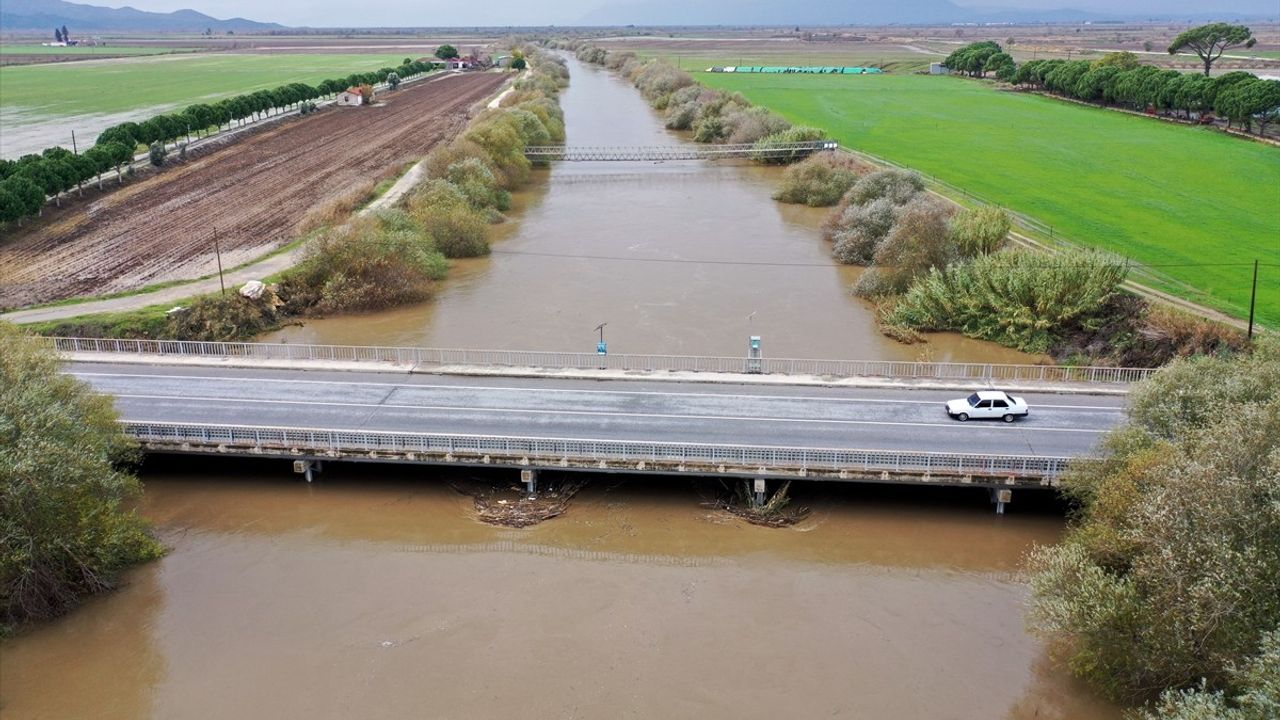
1247,259,1258,340
213,227,226,296
71,130,78,154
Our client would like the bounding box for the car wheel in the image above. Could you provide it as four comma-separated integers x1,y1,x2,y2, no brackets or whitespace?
1003,414,1015,423
957,413,968,422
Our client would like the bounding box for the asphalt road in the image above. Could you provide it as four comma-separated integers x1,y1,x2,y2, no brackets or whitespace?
68,363,1129,458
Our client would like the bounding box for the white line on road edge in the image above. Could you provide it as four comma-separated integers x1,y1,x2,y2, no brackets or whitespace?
61,353,1132,396
72,371,1124,410
109,392,1109,433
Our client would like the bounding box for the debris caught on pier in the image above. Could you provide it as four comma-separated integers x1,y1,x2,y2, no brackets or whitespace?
451,477,586,528
700,480,811,528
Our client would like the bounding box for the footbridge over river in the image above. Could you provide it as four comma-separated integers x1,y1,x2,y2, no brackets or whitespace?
524,141,839,162
53,338,1140,507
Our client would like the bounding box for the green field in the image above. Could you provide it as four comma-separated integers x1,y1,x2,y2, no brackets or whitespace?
699,72,1280,326
0,52,415,117
638,48,936,74
0,44,195,56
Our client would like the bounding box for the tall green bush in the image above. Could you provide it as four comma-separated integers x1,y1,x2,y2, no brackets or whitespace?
1028,343,1280,705
1,323,164,630
280,216,448,313
886,249,1127,353
949,205,1011,255
773,152,869,207
406,179,490,258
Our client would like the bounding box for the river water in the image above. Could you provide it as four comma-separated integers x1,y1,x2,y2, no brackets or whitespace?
0,59,1120,718
0,460,1121,719
262,56,1036,364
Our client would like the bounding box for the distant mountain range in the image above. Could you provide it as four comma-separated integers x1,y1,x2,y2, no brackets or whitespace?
0,0,282,33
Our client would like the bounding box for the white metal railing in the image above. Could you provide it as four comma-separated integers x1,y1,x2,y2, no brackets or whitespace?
524,141,838,161
50,337,1155,384
122,422,1073,478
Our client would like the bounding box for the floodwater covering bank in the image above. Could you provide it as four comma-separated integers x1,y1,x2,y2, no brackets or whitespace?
264,53,1039,364
0,461,1124,719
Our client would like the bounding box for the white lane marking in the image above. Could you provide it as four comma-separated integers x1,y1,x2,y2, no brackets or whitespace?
110,393,1109,434
71,371,1126,411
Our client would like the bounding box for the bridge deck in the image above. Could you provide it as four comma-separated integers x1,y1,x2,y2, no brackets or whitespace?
70,362,1126,488
524,141,839,162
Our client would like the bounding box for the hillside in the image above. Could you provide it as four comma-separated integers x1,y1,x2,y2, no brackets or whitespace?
0,0,282,32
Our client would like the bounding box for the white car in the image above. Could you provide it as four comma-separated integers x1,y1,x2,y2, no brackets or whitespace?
945,390,1029,423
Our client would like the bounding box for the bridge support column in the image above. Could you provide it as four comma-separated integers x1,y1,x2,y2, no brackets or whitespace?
753,478,766,508
293,458,325,481
521,468,538,496
990,488,1012,515
293,459,322,483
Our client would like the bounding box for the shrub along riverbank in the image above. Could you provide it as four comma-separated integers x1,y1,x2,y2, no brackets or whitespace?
33,47,569,342
771,150,1246,366
557,41,824,156
1,322,165,633
1028,342,1280,718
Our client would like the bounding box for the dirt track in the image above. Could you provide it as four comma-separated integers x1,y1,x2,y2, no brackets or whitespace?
0,71,507,308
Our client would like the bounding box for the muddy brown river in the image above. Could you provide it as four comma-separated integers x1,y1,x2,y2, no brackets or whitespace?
262,56,1037,364
0,462,1122,719
1,59,1120,717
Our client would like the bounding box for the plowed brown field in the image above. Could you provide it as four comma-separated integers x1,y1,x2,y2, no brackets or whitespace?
0,71,508,308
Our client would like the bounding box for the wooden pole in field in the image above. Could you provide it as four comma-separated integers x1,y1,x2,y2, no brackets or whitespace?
214,227,226,296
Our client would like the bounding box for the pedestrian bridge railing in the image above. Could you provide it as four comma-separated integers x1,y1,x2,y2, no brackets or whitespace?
122,422,1074,485
51,337,1156,385
524,141,839,161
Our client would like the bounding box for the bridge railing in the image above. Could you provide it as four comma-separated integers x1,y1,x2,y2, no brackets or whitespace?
524,141,838,161
50,337,1155,384
122,422,1074,478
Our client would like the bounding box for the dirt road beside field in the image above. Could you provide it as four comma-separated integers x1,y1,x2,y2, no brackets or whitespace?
0,71,508,308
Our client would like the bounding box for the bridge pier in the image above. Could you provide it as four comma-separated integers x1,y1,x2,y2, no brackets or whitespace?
990,488,1012,515
521,468,538,496
753,478,766,508
293,459,322,483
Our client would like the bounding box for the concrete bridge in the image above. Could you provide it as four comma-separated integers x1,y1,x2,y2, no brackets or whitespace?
54,338,1138,511
524,141,839,162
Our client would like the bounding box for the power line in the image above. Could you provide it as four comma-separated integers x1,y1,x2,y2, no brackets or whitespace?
488,249,1279,271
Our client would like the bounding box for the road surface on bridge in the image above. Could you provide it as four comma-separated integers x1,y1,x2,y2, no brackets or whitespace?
68,363,1128,459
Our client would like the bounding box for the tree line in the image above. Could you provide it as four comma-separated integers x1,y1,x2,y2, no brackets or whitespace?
943,37,1280,136
0,58,437,228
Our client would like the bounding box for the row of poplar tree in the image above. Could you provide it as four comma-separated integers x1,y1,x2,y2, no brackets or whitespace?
0,58,437,225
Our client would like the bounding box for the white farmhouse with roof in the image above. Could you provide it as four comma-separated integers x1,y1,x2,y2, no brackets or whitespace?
336,86,370,106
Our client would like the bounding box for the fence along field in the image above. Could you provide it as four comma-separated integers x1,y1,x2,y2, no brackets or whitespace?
0,72,508,307
697,71,1280,327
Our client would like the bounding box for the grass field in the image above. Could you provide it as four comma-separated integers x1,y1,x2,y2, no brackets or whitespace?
0,44,195,56
699,72,1280,326
633,46,938,74
0,52,414,117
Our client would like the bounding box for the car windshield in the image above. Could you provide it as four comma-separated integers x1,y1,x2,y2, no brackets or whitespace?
966,393,981,406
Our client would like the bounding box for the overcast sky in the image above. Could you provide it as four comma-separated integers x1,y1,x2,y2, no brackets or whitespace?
102,0,1279,27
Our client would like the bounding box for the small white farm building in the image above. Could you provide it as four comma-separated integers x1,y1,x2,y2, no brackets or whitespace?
336,87,370,106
